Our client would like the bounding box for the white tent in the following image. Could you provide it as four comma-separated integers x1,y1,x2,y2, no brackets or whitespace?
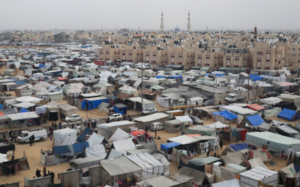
12,102,35,108
113,138,136,155
16,96,42,104
8,112,38,120
206,121,229,129
53,128,77,146
87,133,104,147
212,179,240,187
175,116,193,125
85,144,107,159
0,153,8,162
260,97,283,105
127,153,165,176
109,128,129,142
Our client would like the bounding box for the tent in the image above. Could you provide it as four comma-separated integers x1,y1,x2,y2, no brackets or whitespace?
100,156,142,186
53,128,77,146
247,104,265,111
161,142,181,154
85,144,106,159
164,119,184,133
77,127,93,143
229,143,249,152
113,138,136,155
212,110,238,124
109,128,129,142
97,121,136,139
212,179,240,187
246,114,265,127
171,166,206,186
60,103,78,117
126,153,167,177
260,97,282,105
134,113,169,129
70,157,101,170
19,108,28,113
278,108,298,121
205,121,229,129
188,156,222,172
246,132,300,157
81,97,108,110
175,116,193,126
87,133,104,147
240,167,278,187
144,176,180,187
45,92,63,102
185,125,217,136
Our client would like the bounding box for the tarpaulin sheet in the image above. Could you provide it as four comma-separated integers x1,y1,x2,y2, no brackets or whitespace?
247,104,265,111
19,108,28,113
246,114,265,126
81,99,109,110
39,64,45,69
212,110,237,120
278,108,297,121
161,142,181,150
77,128,93,143
229,143,249,151
73,142,89,154
53,145,71,155
250,74,263,81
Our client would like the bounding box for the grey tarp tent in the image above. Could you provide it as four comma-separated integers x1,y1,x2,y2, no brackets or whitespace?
100,156,142,186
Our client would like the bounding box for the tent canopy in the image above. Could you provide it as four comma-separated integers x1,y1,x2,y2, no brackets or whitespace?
161,142,181,150
212,110,237,120
246,114,265,126
247,104,265,111
278,108,297,121
229,143,249,151
101,156,142,176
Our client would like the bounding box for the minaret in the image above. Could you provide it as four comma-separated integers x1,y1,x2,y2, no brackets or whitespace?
160,12,164,33
187,12,191,32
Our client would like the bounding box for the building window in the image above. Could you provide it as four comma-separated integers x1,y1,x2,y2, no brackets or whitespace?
227,50,230,53
100,51,103,54
235,56,239,61
257,57,261,69
106,51,109,55
236,51,239,53
179,53,182,58
293,54,296,57
206,55,210,60
226,56,230,66
266,50,271,62
178,62,182,65
215,57,217,59
146,53,149,56
129,51,132,56
153,52,156,57
122,52,125,55
257,51,263,55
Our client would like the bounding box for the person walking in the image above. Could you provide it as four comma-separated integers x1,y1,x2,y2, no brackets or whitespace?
145,125,148,132
54,123,57,130
32,134,35,145
59,123,62,129
155,129,157,139
29,135,32,146
19,129,22,136
71,123,74,129
219,139,223,150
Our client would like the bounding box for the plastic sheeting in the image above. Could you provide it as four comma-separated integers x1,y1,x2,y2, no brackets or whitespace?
81,98,109,110
278,108,297,121
35,105,47,114
113,138,136,155
212,179,240,187
212,110,237,120
229,143,249,151
127,153,165,176
161,142,181,150
85,144,106,159
264,107,281,118
109,128,129,142
77,127,93,143
246,114,265,126
87,133,104,147
19,108,28,113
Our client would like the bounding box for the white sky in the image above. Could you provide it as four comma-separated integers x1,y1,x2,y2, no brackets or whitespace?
0,0,299,30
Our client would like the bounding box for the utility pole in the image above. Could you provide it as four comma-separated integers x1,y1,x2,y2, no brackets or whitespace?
141,60,144,111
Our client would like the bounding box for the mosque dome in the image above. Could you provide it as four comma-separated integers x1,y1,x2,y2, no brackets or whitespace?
174,26,180,32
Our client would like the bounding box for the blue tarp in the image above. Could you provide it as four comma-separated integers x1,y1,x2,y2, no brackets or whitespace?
0,104,2,109
169,75,182,79
212,110,238,120
205,73,211,76
215,74,225,77
278,108,297,121
229,143,249,151
294,164,300,173
72,142,89,154
250,74,263,81
113,105,127,115
19,108,28,113
246,114,265,126
81,99,109,110
53,145,70,155
39,64,45,69
161,142,181,150
77,128,93,143
14,81,27,84
156,75,166,79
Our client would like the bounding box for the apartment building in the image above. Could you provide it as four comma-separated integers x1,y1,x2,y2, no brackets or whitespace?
286,43,300,69
223,47,251,69
195,47,223,69
250,42,285,70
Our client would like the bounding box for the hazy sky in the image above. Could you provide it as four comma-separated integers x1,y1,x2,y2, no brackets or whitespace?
1,0,299,31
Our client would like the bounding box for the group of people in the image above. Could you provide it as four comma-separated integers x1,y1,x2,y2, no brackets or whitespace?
84,120,97,129
51,122,62,130
35,167,56,184
2,130,18,144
